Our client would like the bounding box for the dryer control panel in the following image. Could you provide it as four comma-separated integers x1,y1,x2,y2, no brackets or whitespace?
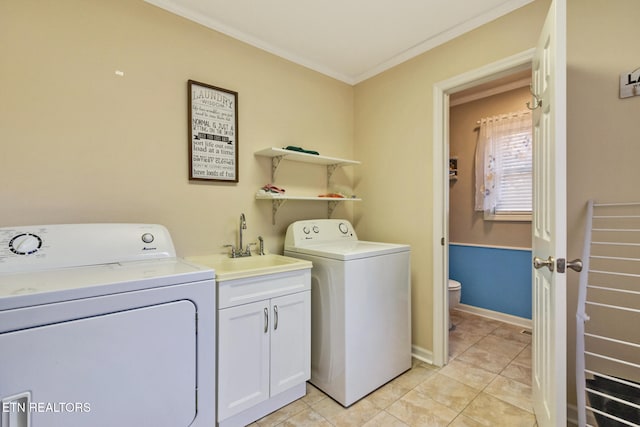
284,219,357,247
0,224,176,274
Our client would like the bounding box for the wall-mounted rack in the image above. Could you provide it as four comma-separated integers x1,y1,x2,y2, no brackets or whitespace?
254,148,361,224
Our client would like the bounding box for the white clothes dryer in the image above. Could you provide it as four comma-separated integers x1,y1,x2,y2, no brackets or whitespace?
284,219,411,407
0,224,215,427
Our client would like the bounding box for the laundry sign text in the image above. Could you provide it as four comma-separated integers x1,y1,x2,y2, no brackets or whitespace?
620,67,640,99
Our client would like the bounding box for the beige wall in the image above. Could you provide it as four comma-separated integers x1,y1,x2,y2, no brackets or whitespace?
0,0,355,256
566,0,640,405
449,86,532,248
353,0,551,358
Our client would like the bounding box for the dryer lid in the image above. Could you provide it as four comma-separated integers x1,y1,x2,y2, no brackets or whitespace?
285,240,409,261
0,258,214,311
284,219,410,260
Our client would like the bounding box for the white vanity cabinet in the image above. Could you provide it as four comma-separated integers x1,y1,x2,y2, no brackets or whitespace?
217,268,311,427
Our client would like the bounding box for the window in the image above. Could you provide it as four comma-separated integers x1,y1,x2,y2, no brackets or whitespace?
475,111,532,221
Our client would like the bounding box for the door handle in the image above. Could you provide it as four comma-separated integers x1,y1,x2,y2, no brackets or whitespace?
533,256,555,271
557,258,583,273
264,307,269,333
567,259,583,272
273,305,278,330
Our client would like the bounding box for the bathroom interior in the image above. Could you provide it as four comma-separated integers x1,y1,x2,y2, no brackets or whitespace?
448,70,534,335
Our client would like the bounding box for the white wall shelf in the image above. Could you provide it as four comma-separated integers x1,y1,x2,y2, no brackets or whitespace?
254,148,361,223
255,147,360,182
256,192,361,223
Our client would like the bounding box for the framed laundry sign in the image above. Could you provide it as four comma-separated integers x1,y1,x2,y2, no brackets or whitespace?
188,80,239,182
620,67,640,99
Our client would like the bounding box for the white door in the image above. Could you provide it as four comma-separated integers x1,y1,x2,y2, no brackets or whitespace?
270,291,311,396
217,300,270,421
531,0,567,425
1,301,197,427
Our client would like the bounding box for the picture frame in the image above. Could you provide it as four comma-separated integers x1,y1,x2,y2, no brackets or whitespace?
188,80,239,182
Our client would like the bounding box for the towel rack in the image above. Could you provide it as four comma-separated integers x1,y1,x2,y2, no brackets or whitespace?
576,200,640,427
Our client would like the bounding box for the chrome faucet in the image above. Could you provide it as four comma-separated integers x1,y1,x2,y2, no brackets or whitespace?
225,213,252,257
224,213,258,257
239,213,247,253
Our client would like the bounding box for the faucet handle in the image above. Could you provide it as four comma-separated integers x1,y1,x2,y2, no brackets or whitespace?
223,244,237,258
244,242,256,256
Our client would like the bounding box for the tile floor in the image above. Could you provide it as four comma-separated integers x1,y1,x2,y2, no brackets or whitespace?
250,309,537,427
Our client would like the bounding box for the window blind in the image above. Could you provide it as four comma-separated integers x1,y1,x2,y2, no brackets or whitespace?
495,129,532,213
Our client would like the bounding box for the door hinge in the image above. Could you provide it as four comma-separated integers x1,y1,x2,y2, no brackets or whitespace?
441,237,445,246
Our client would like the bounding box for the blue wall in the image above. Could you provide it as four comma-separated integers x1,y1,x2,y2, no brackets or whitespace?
449,244,532,319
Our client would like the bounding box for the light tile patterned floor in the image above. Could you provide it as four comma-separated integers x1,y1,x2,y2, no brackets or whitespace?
250,309,536,427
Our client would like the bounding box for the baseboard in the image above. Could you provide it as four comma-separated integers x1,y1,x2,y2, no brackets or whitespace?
411,345,433,365
456,304,532,329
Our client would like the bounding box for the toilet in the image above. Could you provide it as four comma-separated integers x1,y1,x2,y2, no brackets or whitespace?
448,279,462,330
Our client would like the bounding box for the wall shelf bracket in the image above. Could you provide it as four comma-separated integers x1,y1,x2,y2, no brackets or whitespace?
327,200,341,218
326,164,339,185
270,156,284,182
270,199,286,225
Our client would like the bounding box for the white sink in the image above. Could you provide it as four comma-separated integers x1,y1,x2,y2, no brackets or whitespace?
185,253,311,281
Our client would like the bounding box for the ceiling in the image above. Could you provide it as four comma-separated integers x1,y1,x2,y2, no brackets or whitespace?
144,0,534,85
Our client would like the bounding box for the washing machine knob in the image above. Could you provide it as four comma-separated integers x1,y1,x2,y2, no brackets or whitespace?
338,222,349,234
9,233,43,255
141,233,155,244
313,226,319,233
303,226,310,234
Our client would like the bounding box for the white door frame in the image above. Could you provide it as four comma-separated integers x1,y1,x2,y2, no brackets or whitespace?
431,49,535,367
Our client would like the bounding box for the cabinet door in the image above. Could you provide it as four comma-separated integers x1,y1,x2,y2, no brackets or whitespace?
218,300,270,421
270,291,311,396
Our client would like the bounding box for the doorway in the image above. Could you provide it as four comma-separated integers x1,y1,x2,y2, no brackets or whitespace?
434,3,567,425
448,71,533,330
431,49,535,368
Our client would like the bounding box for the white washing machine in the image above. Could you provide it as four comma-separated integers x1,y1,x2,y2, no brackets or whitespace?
0,224,215,427
284,219,411,407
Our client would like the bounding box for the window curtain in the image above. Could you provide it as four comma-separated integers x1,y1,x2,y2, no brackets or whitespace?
475,110,532,213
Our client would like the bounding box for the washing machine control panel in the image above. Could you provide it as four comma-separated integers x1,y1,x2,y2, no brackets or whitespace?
0,227,50,262
285,219,357,246
0,224,176,274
